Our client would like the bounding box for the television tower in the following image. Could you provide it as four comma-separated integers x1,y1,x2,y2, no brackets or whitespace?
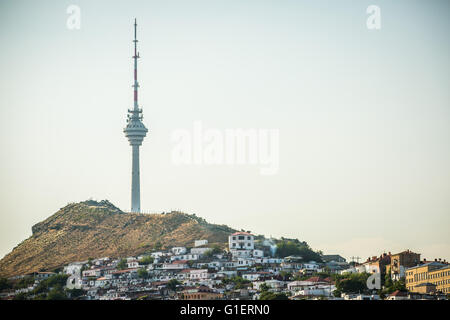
124,19,148,213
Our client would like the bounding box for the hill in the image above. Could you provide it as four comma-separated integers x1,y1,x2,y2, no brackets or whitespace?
0,200,236,277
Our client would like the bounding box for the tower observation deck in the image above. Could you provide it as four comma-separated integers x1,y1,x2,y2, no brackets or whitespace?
124,19,148,213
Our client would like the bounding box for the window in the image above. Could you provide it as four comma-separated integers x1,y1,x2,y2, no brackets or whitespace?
238,236,244,240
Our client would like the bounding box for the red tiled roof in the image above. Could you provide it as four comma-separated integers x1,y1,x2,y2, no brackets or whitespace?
172,260,189,264
306,276,329,283
111,269,136,274
152,281,169,286
390,290,407,297
231,232,253,236
180,269,195,273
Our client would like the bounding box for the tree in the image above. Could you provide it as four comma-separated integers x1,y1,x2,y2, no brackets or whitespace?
117,258,127,270
154,241,162,251
46,285,67,300
279,271,292,281
384,271,393,288
258,284,288,300
167,279,181,292
382,278,406,295
275,240,322,262
13,276,34,290
259,283,270,292
0,277,11,290
66,288,86,299
34,274,69,294
137,268,149,279
203,245,222,258
333,289,342,297
13,292,29,300
335,273,370,294
140,256,154,265
262,292,289,300
222,276,250,289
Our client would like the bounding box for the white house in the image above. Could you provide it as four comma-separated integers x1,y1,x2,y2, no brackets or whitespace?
64,262,84,276
302,261,321,270
340,264,367,275
293,285,336,297
343,293,381,300
218,270,237,278
255,258,284,264
236,258,255,267
190,247,211,255
287,280,313,291
253,249,264,258
94,277,109,288
162,260,190,270
93,257,110,266
150,252,165,259
127,260,139,269
35,272,56,280
189,269,209,281
242,273,262,281
363,263,380,274
194,240,208,247
171,254,199,262
386,290,408,300
253,279,285,291
207,261,224,269
231,249,252,258
82,269,102,278
171,247,187,255
229,232,254,251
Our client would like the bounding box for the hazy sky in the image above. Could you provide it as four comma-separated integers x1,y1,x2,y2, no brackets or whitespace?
1,0,449,262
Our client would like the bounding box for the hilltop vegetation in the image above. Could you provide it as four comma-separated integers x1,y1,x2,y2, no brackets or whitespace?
0,200,236,277
0,200,322,278
274,239,323,262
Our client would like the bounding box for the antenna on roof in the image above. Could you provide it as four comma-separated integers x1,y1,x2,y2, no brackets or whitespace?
350,256,361,264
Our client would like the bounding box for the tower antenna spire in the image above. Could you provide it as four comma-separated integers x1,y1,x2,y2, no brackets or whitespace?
124,19,148,213
133,18,140,112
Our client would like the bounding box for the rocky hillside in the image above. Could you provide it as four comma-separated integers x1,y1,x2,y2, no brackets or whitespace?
0,200,236,277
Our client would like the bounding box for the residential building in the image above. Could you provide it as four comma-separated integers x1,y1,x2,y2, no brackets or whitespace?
190,269,210,281
190,247,211,255
82,268,102,278
229,232,254,253
405,262,450,294
389,250,421,280
171,247,187,255
34,272,56,280
171,254,199,262
178,285,223,300
242,273,262,281
162,260,190,270
194,240,208,247
322,255,346,263
362,253,391,275
386,290,408,300
127,260,139,269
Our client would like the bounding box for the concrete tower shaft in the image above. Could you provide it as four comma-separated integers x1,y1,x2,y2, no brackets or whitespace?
124,19,148,213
